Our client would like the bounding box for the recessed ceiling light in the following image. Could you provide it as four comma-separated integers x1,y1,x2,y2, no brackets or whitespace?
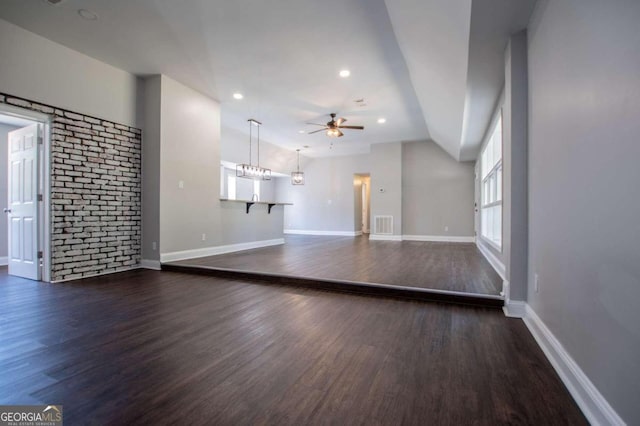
339,69,351,78
377,118,387,124
298,130,305,134
233,93,244,100
78,9,98,21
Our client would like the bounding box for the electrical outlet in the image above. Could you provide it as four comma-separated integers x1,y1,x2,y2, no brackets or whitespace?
152,241,157,251
201,233,206,241
178,180,184,189
534,273,540,293
444,226,449,232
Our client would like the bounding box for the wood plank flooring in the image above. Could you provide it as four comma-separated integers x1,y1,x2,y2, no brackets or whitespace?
0,268,585,425
169,235,503,295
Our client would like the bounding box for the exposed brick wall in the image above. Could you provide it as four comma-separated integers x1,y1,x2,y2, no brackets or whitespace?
0,93,141,282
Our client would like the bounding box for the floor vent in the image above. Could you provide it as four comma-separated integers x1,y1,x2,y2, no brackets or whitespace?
374,215,393,235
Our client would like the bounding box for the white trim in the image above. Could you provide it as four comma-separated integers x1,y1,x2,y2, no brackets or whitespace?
402,235,476,243
0,103,53,282
502,300,526,318
160,238,285,263
523,304,626,426
140,259,161,270
476,240,506,279
480,234,503,252
0,103,51,123
0,256,7,266
368,234,402,241
284,229,362,237
42,120,52,283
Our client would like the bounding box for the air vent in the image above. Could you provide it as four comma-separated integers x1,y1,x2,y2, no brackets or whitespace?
42,0,67,6
374,215,393,235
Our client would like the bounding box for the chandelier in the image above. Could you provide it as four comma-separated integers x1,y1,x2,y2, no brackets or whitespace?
291,149,305,185
236,119,271,180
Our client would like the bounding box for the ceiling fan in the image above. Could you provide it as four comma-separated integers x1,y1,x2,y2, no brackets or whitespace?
307,113,364,137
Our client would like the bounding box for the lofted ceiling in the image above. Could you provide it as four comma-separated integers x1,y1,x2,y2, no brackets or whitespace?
0,0,535,159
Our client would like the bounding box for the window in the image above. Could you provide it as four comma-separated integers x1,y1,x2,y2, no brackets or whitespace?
480,112,502,249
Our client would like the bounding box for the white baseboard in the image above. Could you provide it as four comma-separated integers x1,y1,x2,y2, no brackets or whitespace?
0,256,7,266
368,234,402,241
284,229,362,237
523,304,625,426
502,299,526,318
160,238,285,263
476,240,506,279
402,235,475,243
140,259,161,270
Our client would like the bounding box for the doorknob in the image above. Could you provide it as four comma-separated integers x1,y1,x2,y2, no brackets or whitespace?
3,208,11,213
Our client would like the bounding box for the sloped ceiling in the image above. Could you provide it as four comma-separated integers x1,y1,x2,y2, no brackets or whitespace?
385,0,535,161
0,0,535,160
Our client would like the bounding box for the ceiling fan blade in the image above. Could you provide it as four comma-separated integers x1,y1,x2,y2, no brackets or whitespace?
337,129,344,137
308,128,327,134
335,117,347,126
306,123,327,127
338,125,364,130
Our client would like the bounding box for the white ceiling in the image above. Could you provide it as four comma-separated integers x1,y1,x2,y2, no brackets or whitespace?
0,0,535,159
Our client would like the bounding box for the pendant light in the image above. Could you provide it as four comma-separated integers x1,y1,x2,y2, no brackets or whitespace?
291,149,305,185
236,119,271,180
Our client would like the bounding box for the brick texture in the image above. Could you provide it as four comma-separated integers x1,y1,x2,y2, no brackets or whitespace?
0,93,141,281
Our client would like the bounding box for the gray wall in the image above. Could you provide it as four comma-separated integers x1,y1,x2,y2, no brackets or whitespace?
158,75,222,254
0,123,19,259
370,142,402,236
141,76,161,261
278,154,370,233
142,75,284,261
0,18,139,127
402,141,475,237
503,31,529,300
527,0,640,423
221,126,307,174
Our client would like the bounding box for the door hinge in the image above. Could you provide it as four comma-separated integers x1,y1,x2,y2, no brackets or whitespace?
38,136,43,145
38,251,43,259
38,194,43,202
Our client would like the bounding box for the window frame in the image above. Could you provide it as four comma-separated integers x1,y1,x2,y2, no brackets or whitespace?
480,110,503,251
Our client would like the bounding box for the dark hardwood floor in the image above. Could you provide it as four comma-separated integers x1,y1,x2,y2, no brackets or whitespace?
168,235,503,295
0,267,585,425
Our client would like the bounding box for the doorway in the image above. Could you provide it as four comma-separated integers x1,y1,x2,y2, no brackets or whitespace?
0,104,51,281
354,174,370,235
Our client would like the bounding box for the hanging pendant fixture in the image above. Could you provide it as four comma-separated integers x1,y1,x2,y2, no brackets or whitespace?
236,119,271,180
291,148,305,185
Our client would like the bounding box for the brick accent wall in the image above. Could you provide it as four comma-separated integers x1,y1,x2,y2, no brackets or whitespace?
0,93,141,282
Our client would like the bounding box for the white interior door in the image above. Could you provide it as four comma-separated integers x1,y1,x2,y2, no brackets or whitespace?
7,124,40,280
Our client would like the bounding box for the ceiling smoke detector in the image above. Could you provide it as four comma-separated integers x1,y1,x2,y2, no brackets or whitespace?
42,0,68,6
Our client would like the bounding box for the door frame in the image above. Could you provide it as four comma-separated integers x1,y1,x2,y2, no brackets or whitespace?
474,162,480,243
1,103,52,282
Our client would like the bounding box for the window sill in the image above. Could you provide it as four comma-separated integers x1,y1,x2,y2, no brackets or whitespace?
480,236,502,252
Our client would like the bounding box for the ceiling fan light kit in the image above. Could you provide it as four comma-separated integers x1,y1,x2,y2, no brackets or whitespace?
291,149,305,185
307,113,364,138
237,119,271,180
